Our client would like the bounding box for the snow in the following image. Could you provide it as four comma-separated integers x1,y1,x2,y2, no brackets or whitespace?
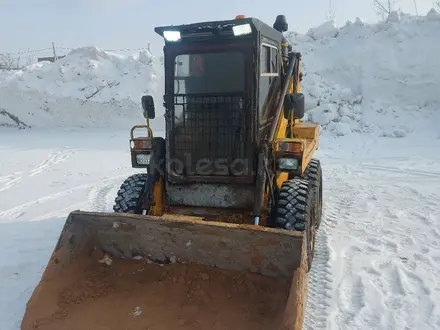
1,9,440,330
0,46,164,130
288,11,440,138
306,135,440,330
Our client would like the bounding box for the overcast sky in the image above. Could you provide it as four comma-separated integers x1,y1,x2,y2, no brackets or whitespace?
0,0,436,58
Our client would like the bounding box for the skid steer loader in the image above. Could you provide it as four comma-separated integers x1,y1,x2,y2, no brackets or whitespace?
21,14,322,330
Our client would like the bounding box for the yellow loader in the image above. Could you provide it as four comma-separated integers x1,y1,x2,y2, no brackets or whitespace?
21,14,322,330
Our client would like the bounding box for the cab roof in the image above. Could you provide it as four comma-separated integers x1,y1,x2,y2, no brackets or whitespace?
154,17,284,44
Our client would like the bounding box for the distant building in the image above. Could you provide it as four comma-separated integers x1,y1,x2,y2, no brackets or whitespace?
37,55,66,63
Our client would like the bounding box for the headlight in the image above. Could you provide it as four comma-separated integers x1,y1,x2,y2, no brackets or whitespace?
278,157,299,170
136,153,151,165
163,31,181,41
233,24,252,36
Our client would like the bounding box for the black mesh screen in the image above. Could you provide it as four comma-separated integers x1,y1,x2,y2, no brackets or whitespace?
170,93,249,176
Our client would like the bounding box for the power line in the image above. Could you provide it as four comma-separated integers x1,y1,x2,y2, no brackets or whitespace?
1,45,152,56
1,42,154,70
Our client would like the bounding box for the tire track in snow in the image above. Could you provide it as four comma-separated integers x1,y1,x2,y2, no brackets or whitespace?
0,172,24,192
303,216,333,330
87,179,121,212
29,149,74,177
331,183,379,329
366,186,439,329
307,174,367,330
30,202,88,221
303,179,356,329
374,259,436,329
356,163,440,179
0,175,128,221
323,164,440,329
0,183,95,221
0,149,75,192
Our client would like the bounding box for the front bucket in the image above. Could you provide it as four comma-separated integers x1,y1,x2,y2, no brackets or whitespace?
21,211,309,330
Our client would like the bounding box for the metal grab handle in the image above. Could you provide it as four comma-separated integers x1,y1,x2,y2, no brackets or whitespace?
130,125,153,140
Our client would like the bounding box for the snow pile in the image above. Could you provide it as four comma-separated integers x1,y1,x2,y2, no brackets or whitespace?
0,46,163,130
289,9,440,138
0,69,16,82
2,10,440,136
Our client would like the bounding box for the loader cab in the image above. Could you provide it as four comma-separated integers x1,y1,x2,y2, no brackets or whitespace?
152,17,285,184
134,16,298,212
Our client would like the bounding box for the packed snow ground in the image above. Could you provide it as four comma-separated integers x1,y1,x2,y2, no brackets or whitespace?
1,9,440,330
305,135,440,330
1,131,439,330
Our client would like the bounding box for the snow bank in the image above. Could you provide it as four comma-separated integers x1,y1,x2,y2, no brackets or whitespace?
289,9,440,137
1,10,440,137
0,46,163,130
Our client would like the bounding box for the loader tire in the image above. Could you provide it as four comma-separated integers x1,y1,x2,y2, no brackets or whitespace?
113,173,148,214
272,178,316,271
302,159,323,229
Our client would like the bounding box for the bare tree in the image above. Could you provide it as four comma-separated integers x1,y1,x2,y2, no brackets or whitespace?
327,0,336,21
26,53,35,66
373,0,399,19
0,53,15,69
16,56,21,69
0,53,24,70
435,0,440,10
413,0,418,15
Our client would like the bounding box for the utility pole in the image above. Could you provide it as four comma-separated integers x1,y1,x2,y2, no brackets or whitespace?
52,42,58,62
